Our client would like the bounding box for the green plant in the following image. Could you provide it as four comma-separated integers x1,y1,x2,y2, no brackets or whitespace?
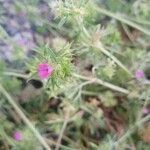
0,0,150,149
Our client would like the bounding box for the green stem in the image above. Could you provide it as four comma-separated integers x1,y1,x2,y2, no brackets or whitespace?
0,84,51,150
3,71,130,94
97,7,150,36
93,42,133,77
3,72,29,79
55,119,68,150
114,113,150,147
73,73,130,94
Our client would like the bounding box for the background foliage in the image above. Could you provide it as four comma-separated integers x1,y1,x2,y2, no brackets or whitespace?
0,0,150,149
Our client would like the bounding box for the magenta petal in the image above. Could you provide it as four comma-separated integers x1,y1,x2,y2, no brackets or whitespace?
135,70,145,80
142,107,149,114
38,63,53,80
13,131,23,141
38,71,49,79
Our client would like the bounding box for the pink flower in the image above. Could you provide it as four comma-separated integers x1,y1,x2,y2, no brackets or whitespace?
13,131,23,141
135,70,145,80
142,107,149,114
17,38,35,49
17,39,27,47
38,63,53,80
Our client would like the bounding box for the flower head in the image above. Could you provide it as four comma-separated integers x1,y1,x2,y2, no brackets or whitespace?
38,63,53,80
13,131,23,141
135,69,145,80
142,107,149,115
17,39,26,47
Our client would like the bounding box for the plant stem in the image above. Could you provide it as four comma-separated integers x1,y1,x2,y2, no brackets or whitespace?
3,71,130,94
73,73,130,94
3,72,29,79
0,84,51,150
93,42,133,77
97,7,150,36
114,113,150,147
55,110,69,150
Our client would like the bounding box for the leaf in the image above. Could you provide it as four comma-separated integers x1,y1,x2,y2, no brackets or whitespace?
100,91,117,107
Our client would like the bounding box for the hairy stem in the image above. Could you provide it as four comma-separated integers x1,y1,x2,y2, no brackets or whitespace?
93,41,133,76
0,84,51,150
97,7,150,36
114,113,150,147
3,72,29,79
73,73,130,94
55,110,69,150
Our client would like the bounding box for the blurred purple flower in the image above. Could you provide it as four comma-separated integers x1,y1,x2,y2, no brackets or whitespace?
135,70,145,80
13,131,23,141
16,38,27,47
16,38,35,49
142,107,150,115
38,63,53,80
